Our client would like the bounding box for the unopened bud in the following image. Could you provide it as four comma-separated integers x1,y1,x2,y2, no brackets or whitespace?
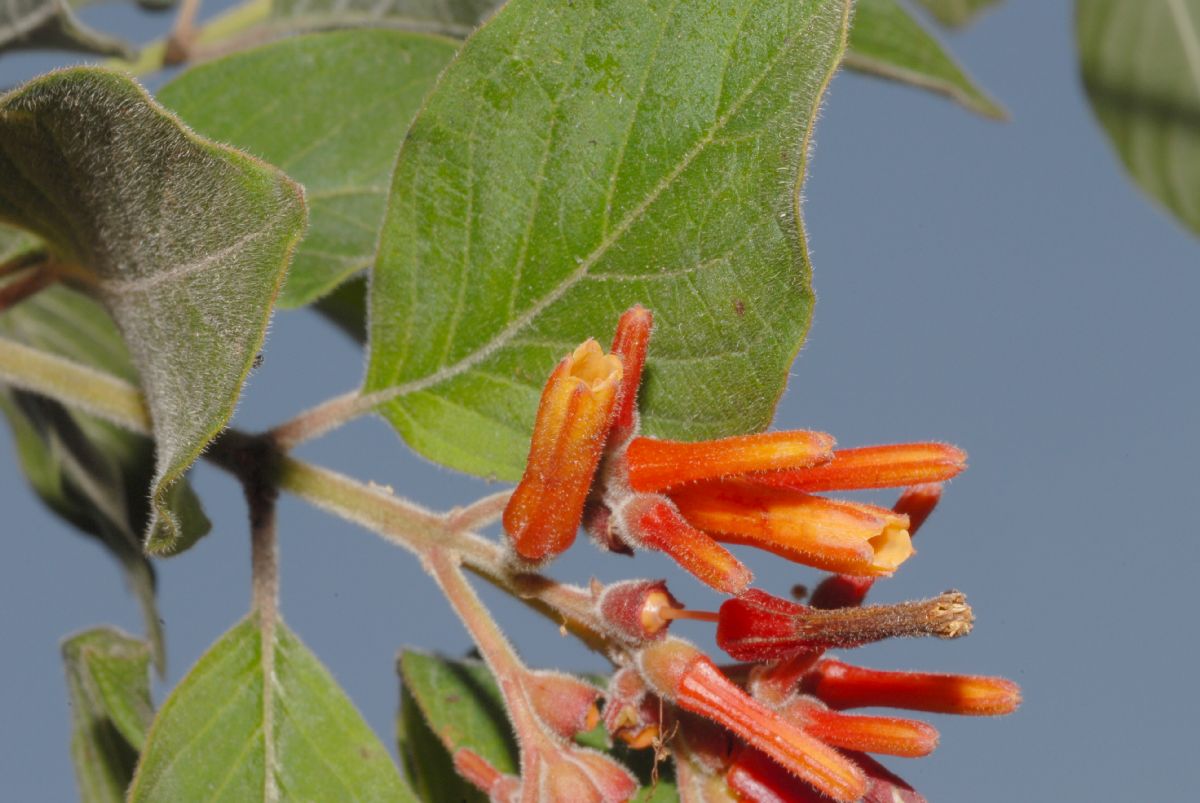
602,667,660,749
539,747,637,803
525,670,602,740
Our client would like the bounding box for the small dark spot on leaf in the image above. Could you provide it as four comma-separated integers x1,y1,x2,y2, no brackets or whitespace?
252,352,264,370
733,299,745,317
446,694,462,704
359,745,373,760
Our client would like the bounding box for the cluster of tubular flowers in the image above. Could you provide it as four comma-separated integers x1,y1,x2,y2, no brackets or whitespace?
497,307,1019,802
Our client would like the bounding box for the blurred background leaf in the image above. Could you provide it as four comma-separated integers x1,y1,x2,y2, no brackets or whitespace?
61,627,154,803
1077,0,1200,239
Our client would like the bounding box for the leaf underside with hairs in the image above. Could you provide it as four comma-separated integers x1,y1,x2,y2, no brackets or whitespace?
1077,0,1200,239
0,0,132,58
130,616,416,802
846,0,1005,119
270,0,502,36
62,627,155,803
0,69,306,552
160,29,457,308
0,286,210,668
366,0,852,480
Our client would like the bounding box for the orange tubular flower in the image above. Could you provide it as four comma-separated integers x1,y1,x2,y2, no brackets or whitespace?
503,339,622,563
803,658,1022,716
670,480,915,577
638,638,867,803
625,431,835,493
755,442,967,492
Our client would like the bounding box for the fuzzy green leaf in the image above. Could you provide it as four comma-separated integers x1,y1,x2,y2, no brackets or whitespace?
0,69,306,552
0,286,211,668
397,683,487,803
0,0,132,58
914,0,1000,28
160,30,457,307
271,0,500,36
397,651,518,776
1077,0,1200,239
846,0,1005,119
365,0,851,480
130,616,415,802
0,222,37,263
62,627,155,803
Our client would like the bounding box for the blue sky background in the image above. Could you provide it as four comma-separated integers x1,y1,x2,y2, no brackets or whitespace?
3,2,1198,800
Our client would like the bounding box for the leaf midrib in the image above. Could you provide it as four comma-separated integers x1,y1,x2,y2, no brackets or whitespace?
370,3,829,405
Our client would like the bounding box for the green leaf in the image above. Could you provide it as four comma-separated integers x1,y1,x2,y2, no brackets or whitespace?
398,652,678,799
270,0,501,36
914,0,1000,28
397,651,518,775
0,286,211,668
314,275,369,343
160,30,457,308
1077,0,1200,239
846,0,1006,119
397,683,487,803
0,0,133,58
62,627,155,803
0,222,37,263
365,0,852,480
130,616,416,801
0,69,306,552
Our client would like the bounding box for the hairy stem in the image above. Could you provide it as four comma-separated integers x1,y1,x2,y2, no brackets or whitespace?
269,390,374,450
0,338,150,433
1,340,611,651
165,0,203,65
426,549,549,801
0,263,56,310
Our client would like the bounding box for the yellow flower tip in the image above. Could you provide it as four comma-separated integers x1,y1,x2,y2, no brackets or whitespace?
568,338,623,391
867,520,914,574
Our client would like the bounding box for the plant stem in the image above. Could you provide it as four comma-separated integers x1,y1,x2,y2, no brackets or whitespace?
425,549,550,799
269,389,374,450
165,0,203,65
0,338,150,433
0,264,56,312
446,490,513,532
0,340,611,651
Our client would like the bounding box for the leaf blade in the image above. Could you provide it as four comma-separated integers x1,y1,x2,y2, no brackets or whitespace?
846,0,1006,119
366,0,852,480
130,617,416,802
160,29,458,307
0,69,306,551
62,627,155,803
1077,0,1200,238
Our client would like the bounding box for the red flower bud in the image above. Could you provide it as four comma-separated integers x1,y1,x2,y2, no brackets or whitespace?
525,670,602,740
609,305,653,445
540,748,638,803
616,494,752,594
453,748,520,802
602,667,662,750
783,696,939,758
804,658,1022,716
728,746,928,803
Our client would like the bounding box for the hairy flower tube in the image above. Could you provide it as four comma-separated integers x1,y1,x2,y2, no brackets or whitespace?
502,306,967,592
